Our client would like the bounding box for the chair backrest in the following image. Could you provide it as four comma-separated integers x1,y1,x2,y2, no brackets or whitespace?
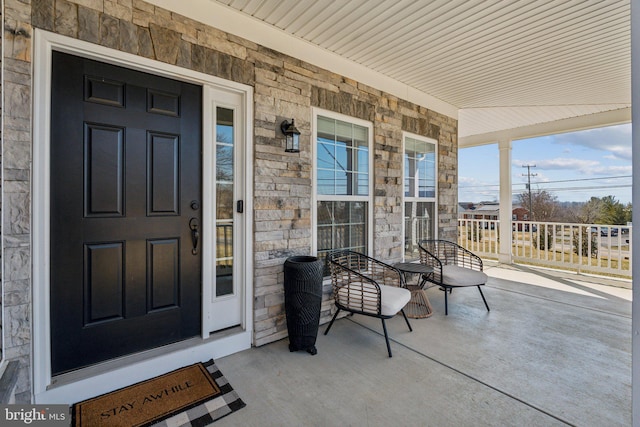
419,239,482,271
327,250,403,288
419,240,458,264
326,250,404,316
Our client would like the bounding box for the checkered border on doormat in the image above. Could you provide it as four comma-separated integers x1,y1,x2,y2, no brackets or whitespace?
151,359,246,427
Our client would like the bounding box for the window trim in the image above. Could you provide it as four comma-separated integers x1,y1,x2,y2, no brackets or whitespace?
402,131,438,260
312,108,374,257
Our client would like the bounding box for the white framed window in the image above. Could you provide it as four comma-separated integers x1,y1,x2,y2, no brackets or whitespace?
312,109,373,266
403,132,437,260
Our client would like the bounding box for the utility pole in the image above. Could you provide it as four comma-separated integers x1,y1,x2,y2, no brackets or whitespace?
522,164,537,220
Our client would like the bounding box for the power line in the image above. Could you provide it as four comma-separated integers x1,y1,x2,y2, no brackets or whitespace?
535,175,632,184
459,174,632,190
460,185,632,198
507,185,632,194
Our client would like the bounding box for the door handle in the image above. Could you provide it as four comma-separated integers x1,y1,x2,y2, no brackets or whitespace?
189,218,199,255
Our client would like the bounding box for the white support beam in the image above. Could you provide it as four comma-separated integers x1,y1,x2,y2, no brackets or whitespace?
498,140,513,264
459,107,631,148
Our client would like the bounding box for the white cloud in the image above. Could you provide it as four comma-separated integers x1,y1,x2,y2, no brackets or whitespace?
458,176,479,185
458,176,499,202
553,124,631,160
590,165,632,175
513,157,599,174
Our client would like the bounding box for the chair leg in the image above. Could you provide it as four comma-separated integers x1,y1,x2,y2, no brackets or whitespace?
400,309,413,332
477,286,490,312
444,287,449,315
381,318,392,357
324,308,341,335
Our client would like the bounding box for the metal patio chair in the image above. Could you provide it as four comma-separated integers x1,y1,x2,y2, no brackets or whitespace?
418,239,490,315
324,250,412,357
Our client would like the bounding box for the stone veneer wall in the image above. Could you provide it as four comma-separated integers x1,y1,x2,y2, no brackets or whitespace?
2,0,457,400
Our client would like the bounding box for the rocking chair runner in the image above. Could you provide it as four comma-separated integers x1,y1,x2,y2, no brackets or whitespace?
324,250,412,357
418,239,490,315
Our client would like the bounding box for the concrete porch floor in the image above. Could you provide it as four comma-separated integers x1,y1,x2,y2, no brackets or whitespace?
215,263,631,427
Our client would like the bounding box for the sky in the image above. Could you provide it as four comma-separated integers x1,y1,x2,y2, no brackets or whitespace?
458,123,632,205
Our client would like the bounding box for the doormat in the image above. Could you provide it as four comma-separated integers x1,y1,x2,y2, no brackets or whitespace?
72,359,245,427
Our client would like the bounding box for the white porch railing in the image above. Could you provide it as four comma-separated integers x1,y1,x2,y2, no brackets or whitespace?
457,219,632,278
404,216,434,260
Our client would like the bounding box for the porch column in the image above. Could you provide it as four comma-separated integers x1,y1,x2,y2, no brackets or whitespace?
498,139,512,264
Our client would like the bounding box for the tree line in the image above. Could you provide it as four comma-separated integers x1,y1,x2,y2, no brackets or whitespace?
518,190,632,225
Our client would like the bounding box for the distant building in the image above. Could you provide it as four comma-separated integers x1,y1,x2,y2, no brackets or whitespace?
459,202,531,229
512,206,529,221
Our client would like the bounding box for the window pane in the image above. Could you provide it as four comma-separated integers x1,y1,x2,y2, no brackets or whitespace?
405,136,435,199
335,171,348,195
215,224,233,259
216,109,233,145
336,121,353,139
317,200,368,268
404,177,413,197
215,107,235,297
335,141,348,168
216,145,233,181
317,225,333,251
315,115,369,196
317,169,334,195
356,172,369,196
216,183,233,220
353,125,368,148
317,116,335,136
404,201,435,260
357,147,368,171
317,142,335,169
406,137,416,153
317,201,333,225
333,201,348,223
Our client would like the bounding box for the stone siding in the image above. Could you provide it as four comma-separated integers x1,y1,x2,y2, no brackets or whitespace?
2,0,457,399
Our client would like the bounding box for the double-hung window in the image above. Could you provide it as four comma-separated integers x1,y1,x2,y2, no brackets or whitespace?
314,111,372,265
403,133,437,260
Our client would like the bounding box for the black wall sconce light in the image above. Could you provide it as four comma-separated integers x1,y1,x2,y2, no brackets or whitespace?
281,119,301,153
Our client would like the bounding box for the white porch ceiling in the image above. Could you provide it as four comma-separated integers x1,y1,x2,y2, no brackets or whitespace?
147,0,631,147
211,0,631,145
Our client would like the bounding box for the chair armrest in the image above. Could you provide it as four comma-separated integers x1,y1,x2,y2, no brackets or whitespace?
329,260,383,315
417,242,443,286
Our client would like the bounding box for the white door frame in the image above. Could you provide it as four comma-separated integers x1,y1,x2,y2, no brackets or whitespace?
32,30,253,403
204,88,247,332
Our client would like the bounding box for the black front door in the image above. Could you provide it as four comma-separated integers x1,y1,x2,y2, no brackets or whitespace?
50,52,203,375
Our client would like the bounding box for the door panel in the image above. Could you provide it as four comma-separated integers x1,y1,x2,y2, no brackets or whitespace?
84,242,124,324
50,52,203,375
148,132,180,215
